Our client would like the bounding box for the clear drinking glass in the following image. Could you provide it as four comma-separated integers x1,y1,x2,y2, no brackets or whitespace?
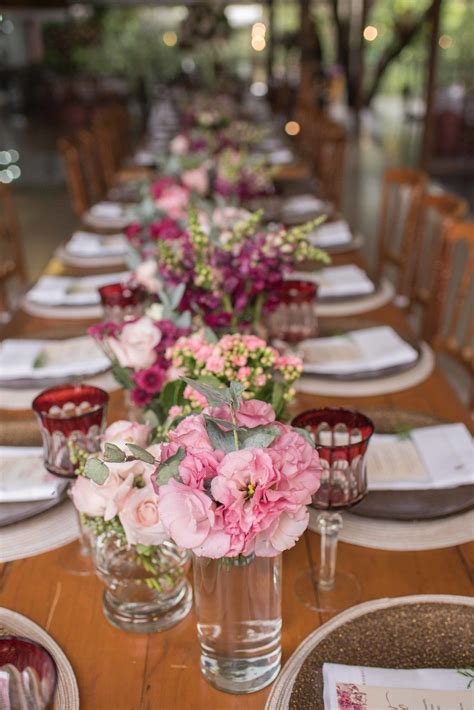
291,408,374,612
193,554,282,694
268,280,318,343
99,282,147,322
32,384,109,576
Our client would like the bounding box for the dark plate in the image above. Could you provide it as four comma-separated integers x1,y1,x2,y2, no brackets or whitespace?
301,319,422,382
351,408,474,520
285,600,473,710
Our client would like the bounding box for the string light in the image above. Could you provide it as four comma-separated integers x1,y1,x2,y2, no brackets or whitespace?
285,121,300,136
363,25,378,41
251,36,266,51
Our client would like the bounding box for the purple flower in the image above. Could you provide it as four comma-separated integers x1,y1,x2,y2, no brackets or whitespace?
130,387,153,407
134,366,167,394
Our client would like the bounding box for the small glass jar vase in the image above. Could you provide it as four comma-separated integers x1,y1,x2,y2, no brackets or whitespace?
92,531,192,633
193,553,282,694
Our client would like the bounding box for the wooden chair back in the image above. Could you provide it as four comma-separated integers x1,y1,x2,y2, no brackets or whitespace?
76,129,106,205
58,137,89,217
316,119,347,210
377,167,427,294
0,184,27,319
425,220,474,367
409,192,469,310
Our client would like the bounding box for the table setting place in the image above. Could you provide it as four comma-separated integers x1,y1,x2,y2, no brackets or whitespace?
1,89,473,710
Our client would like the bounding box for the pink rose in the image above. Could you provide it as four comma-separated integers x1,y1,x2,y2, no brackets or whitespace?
169,413,212,450
134,260,160,293
179,448,224,489
157,479,216,549
103,420,151,449
70,473,120,517
119,484,167,546
108,317,161,370
210,399,276,429
254,507,309,556
181,166,209,196
156,185,189,220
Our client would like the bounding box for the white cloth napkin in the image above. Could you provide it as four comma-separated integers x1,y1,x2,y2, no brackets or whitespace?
88,202,124,219
368,424,474,490
308,220,352,247
323,663,471,710
282,194,327,216
65,231,128,258
268,149,294,165
0,335,109,380
134,150,156,166
0,447,66,502
301,326,418,375
26,271,130,306
290,265,374,298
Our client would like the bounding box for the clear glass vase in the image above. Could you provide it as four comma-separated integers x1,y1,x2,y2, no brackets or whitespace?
193,553,282,694
92,532,192,633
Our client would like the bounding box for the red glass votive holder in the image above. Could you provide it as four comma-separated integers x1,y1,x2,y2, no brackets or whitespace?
99,282,147,322
292,408,374,510
0,637,58,707
269,280,318,343
32,384,109,478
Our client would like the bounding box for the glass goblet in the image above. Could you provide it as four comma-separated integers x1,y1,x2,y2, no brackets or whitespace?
292,407,374,612
268,280,318,345
32,384,109,575
99,282,147,322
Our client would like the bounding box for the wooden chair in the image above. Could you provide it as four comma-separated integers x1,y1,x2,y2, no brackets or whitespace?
424,220,474,408
316,119,347,211
376,167,427,294
76,129,107,206
408,192,469,312
0,184,27,321
58,137,89,217
91,112,119,190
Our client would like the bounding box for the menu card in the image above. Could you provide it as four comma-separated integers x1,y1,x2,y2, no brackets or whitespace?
323,663,473,710
368,424,474,490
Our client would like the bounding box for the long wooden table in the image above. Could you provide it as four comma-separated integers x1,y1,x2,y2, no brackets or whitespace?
1,245,473,710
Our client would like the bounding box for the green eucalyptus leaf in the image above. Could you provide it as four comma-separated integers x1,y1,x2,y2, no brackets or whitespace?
143,409,159,429
204,417,236,454
169,283,186,310
238,424,281,450
155,447,185,485
292,426,316,448
84,457,110,485
202,327,218,344
126,444,156,464
111,363,135,389
204,416,241,431
182,377,232,407
229,381,244,411
103,443,126,463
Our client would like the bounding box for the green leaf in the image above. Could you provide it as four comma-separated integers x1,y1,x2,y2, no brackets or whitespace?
155,447,185,485
182,377,232,408
103,443,126,463
238,424,281,450
169,283,186,311
84,457,110,485
160,379,186,414
126,444,156,464
271,381,285,417
202,327,218,344
204,417,236,453
143,409,159,429
204,416,241,431
292,426,315,448
229,381,244,411
111,363,135,389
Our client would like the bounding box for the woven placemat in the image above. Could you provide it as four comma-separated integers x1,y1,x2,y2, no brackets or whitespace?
296,342,434,397
0,371,120,411
21,298,103,320
316,278,395,317
266,594,474,710
0,607,79,709
308,507,474,551
1,499,79,562
56,245,126,270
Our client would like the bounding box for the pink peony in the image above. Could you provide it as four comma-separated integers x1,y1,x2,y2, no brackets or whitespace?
191,507,233,558
179,448,224,489
270,428,322,504
210,399,276,429
103,420,150,449
134,260,160,293
108,317,161,370
181,166,209,196
157,479,216,549
169,413,212,450
119,484,167,546
253,507,309,556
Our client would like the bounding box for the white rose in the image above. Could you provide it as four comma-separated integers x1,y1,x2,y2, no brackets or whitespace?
170,135,189,155
109,316,161,370
103,420,151,449
134,260,160,294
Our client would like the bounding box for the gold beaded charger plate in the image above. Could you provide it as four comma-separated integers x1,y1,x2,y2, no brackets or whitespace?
0,607,79,709
351,408,474,521
266,595,474,710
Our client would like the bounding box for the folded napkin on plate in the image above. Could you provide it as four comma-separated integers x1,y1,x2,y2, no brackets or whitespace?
65,231,128,258
268,149,294,165
134,150,156,166
301,326,418,375
368,424,474,490
0,335,109,380
0,447,67,502
307,220,352,247
282,194,327,216
290,265,374,298
323,663,471,710
25,271,130,306
88,202,125,219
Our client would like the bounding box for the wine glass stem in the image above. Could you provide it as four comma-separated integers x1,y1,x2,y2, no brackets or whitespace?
317,512,343,591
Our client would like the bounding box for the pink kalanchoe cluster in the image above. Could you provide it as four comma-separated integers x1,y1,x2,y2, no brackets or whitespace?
154,401,322,558
71,421,168,547
89,316,188,409
168,332,303,414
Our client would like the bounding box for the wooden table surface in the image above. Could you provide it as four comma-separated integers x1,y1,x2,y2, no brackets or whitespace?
1,238,473,710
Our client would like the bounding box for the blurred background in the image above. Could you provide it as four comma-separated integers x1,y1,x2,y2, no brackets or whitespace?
0,0,472,278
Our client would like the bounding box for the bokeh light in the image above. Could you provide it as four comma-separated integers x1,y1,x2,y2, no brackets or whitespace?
163,31,178,47
285,121,300,136
363,25,378,41
438,34,453,49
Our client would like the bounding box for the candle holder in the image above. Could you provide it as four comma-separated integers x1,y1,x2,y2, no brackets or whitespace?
268,280,317,343
99,282,147,322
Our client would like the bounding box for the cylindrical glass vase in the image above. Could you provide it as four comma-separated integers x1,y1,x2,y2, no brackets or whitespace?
193,554,281,694
92,532,192,633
